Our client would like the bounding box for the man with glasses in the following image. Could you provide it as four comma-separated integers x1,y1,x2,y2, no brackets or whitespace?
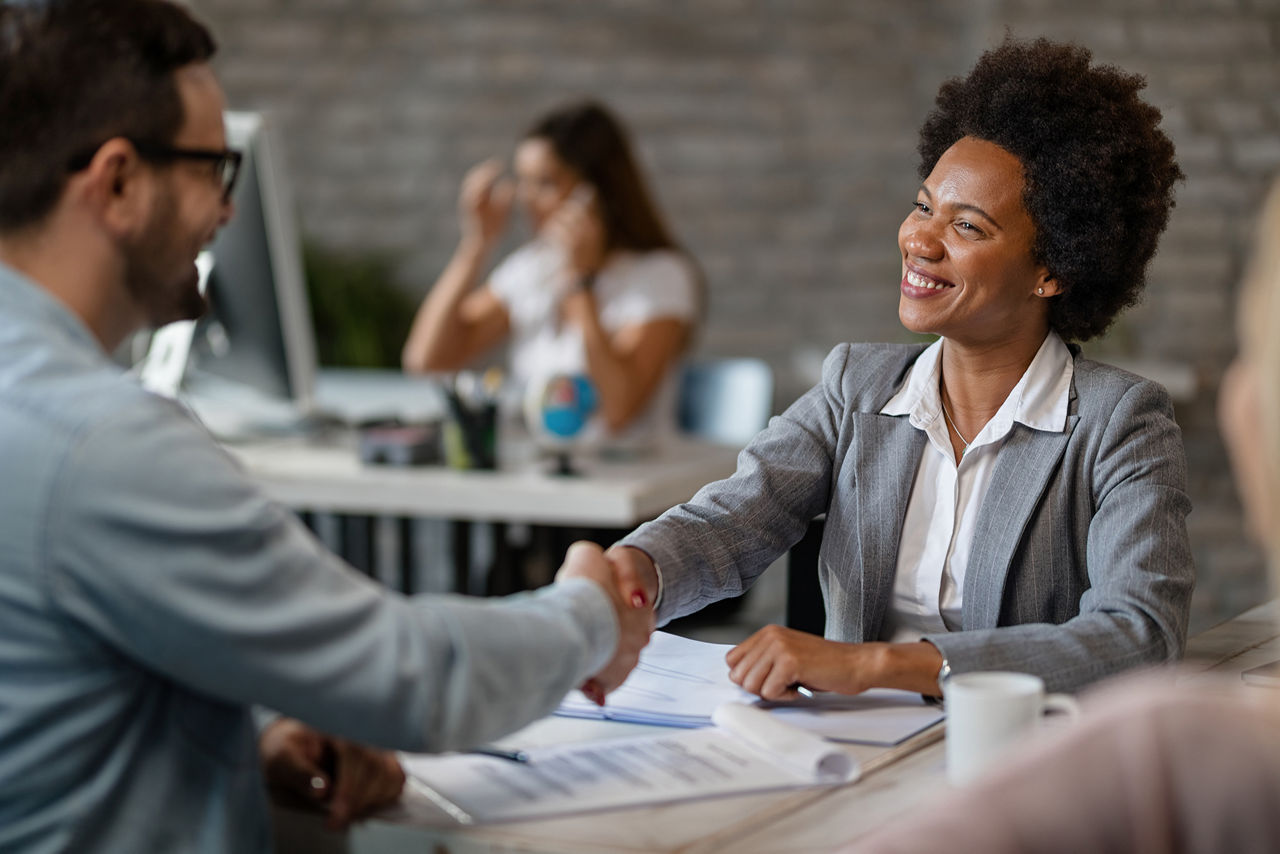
69,141,244,202
0,2,653,852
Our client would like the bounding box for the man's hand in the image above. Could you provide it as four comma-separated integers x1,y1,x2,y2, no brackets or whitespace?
556,540,654,704
259,718,405,831
325,737,407,830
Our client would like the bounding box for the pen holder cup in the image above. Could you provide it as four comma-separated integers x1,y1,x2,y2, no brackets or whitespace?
443,402,498,471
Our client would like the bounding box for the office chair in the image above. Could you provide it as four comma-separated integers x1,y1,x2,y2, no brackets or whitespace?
671,357,774,625
678,358,825,635
677,357,774,446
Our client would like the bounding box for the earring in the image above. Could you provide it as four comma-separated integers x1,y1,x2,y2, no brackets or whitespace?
1037,287,1045,295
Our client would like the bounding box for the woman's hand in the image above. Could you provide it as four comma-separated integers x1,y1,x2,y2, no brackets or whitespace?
559,287,596,332
458,159,513,249
545,185,607,278
727,627,946,699
726,625,889,699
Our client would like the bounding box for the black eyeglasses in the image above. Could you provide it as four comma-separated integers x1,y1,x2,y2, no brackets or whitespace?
67,139,243,202
131,141,243,202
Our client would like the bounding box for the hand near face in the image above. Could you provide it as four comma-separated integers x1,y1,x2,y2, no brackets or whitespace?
458,159,514,248
555,540,654,704
544,185,607,278
726,625,890,700
558,286,596,332
259,718,405,831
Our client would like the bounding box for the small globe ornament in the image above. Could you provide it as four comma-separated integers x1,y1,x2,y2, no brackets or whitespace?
525,373,598,474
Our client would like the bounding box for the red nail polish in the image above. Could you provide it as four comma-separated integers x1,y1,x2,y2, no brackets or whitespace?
631,592,646,608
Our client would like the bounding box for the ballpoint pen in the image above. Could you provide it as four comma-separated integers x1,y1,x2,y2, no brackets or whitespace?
465,746,530,763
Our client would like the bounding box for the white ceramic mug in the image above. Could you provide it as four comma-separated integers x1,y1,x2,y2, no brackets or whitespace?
944,671,1080,786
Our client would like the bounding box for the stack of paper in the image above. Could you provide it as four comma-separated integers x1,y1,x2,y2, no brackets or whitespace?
402,702,859,824
556,631,755,726
557,630,944,746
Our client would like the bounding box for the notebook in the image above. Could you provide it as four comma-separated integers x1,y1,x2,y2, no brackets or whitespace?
556,630,944,746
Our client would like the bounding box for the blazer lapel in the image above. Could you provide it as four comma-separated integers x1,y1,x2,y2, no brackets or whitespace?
963,415,1079,629
844,413,926,640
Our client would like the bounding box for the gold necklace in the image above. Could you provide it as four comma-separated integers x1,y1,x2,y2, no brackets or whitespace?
940,396,972,447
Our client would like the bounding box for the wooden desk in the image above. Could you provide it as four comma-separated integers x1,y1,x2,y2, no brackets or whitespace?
720,600,1280,853
272,600,1280,854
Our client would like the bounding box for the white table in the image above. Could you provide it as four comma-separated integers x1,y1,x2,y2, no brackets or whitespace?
219,364,739,593
225,433,739,528
271,601,1280,854
225,431,739,594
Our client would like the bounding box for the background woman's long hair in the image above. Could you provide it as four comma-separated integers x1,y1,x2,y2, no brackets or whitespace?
525,100,707,332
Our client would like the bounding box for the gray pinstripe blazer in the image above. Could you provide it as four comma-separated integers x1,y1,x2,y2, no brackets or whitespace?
622,342,1194,692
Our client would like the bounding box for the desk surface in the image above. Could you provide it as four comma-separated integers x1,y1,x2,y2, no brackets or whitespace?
227,434,739,527
211,367,740,528
270,601,1280,854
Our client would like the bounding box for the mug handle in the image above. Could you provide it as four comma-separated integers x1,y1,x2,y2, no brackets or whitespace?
1043,693,1081,719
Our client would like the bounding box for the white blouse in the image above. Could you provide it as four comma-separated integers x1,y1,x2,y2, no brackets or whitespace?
488,239,698,446
878,332,1074,643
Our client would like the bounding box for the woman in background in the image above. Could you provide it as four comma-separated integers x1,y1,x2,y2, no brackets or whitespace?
402,101,701,447
848,178,1280,854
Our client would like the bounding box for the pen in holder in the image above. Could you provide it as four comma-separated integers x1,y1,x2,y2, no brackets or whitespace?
443,372,499,471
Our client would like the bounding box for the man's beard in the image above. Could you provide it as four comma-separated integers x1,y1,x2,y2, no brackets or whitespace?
121,185,209,329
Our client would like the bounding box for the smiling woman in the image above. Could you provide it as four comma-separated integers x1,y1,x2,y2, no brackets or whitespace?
610,35,1193,701
898,138,1056,369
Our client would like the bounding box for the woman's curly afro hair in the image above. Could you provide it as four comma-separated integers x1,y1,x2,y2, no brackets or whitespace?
917,36,1183,342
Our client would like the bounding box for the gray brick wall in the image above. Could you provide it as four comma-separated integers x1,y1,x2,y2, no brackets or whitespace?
195,0,1280,631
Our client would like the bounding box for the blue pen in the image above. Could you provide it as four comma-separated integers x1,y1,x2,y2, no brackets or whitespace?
466,746,529,763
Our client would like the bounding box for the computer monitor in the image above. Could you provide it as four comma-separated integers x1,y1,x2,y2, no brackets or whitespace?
138,251,214,398
176,110,317,427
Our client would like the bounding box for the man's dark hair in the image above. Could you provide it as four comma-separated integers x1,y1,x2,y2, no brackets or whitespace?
0,0,216,232
917,36,1183,342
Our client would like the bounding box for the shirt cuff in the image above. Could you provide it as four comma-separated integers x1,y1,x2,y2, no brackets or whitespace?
251,706,283,735
553,577,620,678
652,559,665,610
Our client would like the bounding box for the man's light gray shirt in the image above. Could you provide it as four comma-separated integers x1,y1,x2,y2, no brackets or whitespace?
0,264,618,853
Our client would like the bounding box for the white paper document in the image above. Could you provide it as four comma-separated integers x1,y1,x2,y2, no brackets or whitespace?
757,690,945,746
556,631,943,745
402,703,858,824
556,631,755,727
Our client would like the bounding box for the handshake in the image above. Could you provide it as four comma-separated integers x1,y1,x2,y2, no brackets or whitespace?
555,541,660,705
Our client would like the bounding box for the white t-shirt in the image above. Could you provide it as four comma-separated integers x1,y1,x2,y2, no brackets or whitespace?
488,239,699,447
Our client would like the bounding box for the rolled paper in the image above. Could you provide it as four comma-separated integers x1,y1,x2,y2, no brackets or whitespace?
712,702,860,783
